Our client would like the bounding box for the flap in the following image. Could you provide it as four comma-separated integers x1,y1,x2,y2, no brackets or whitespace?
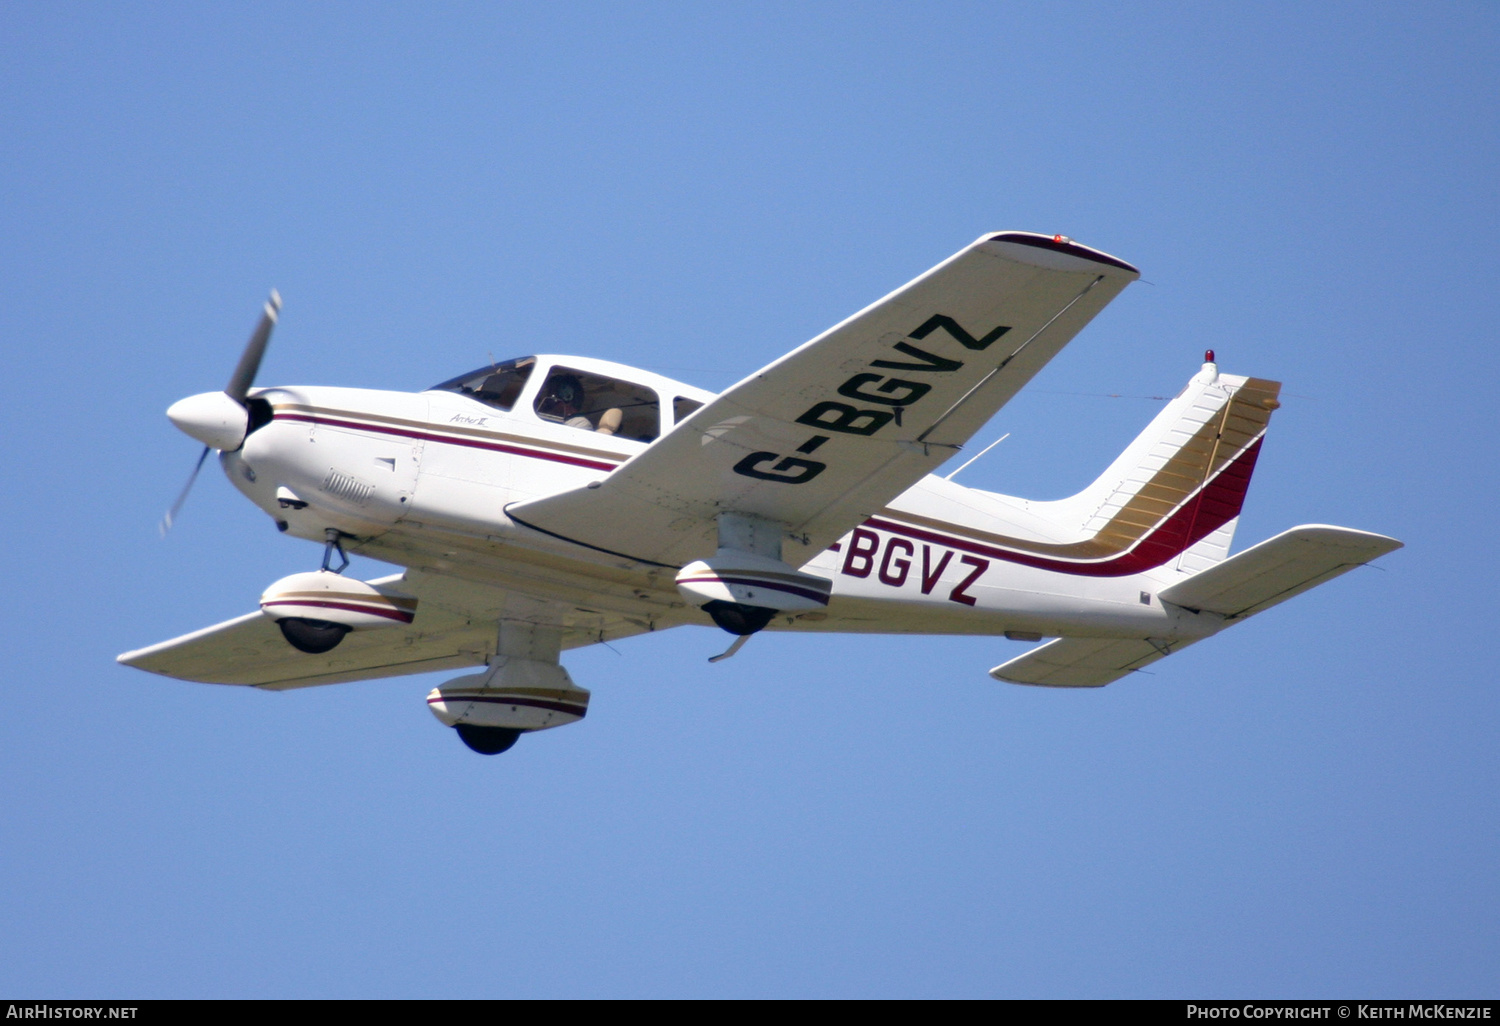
507,232,1138,569
989,636,1188,688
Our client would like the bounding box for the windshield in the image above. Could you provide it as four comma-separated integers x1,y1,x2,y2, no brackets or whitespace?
428,357,537,411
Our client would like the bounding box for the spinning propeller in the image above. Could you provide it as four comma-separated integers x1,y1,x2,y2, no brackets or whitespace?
159,290,281,535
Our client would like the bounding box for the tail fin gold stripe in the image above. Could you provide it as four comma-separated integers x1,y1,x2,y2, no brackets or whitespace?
883,378,1281,561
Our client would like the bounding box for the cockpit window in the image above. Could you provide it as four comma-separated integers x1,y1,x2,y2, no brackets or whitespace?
535,366,660,442
428,357,536,411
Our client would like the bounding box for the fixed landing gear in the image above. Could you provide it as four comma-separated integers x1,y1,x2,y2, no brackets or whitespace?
278,617,350,654
454,724,523,755
269,528,358,653
702,600,778,636
428,618,591,756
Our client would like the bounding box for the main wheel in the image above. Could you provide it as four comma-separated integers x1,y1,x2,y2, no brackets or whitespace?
278,617,351,654
455,724,523,755
702,600,778,636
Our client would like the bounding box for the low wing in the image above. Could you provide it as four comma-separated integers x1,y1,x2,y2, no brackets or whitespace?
116,571,656,690
991,524,1403,687
508,232,1139,569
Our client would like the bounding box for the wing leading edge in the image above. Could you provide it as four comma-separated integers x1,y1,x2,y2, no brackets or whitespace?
508,232,1139,569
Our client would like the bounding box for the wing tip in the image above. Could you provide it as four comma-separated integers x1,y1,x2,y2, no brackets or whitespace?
988,665,1112,688
1283,523,1405,557
983,231,1141,276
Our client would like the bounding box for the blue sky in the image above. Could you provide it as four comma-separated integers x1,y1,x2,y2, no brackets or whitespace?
2,2,1496,997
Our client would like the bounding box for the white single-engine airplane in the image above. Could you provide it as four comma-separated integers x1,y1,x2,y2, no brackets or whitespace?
120,232,1402,755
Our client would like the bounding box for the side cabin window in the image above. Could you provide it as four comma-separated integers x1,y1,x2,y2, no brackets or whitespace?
429,357,536,412
673,396,704,425
534,366,660,442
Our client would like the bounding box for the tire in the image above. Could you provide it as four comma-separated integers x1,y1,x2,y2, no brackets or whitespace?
278,617,351,654
455,724,523,755
702,600,778,636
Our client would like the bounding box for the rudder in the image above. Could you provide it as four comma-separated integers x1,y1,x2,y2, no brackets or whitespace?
1028,352,1282,572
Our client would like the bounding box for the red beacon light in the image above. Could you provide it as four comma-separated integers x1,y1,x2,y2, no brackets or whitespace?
1204,349,1216,364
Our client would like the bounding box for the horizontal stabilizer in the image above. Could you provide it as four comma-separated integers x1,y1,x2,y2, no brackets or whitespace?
1157,524,1402,619
990,524,1401,688
989,636,1189,688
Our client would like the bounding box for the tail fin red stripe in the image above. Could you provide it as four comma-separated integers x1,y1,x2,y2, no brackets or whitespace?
867,435,1264,578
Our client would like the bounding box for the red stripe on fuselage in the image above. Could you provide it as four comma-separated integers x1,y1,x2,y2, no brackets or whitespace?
269,412,1261,579
865,436,1263,578
274,412,621,472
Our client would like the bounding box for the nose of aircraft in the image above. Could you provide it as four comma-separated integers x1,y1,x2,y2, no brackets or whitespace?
167,390,250,451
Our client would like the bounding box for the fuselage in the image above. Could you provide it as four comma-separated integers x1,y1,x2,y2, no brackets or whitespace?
222,354,1218,644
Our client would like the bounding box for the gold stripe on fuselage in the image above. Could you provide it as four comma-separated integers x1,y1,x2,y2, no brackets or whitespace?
879,378,1280,560
270,403,629,464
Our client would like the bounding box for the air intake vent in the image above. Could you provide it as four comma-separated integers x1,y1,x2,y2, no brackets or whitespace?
321,470,374,506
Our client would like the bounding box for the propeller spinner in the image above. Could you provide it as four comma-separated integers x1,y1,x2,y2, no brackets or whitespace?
160,290,281,535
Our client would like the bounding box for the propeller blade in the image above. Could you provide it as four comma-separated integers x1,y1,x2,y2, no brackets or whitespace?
224,289,282,405
159,445,212,537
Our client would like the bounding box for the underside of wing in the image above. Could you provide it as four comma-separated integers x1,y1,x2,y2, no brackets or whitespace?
989,636,1189,688
116,570,657,690
508,232,1139,569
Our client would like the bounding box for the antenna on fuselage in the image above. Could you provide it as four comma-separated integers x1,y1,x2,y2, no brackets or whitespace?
943,432,1010,481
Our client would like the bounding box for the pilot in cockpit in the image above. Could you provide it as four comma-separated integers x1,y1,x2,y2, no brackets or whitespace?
536,373,623,435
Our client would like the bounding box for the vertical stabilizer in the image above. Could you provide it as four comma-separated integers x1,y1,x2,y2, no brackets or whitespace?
874,354,1282,579
1026,353,1282,571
